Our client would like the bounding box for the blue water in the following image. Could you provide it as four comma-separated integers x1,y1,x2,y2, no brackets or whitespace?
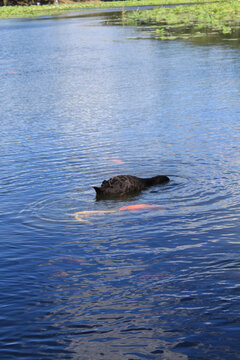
0,13,240,360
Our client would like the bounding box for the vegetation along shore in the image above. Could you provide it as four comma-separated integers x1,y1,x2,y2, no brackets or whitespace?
122,0,240,40
0,0,223,19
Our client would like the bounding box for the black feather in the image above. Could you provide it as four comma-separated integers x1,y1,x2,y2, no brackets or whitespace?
93,175,169,199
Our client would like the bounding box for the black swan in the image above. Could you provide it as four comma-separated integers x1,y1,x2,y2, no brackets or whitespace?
93,174,169,198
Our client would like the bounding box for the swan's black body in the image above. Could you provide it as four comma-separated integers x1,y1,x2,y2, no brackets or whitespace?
93,174,169,199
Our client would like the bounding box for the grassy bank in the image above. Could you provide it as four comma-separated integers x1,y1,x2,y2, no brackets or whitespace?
122,0,240,40
0,0,219,19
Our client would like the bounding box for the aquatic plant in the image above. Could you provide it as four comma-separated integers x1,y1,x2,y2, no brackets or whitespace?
122,0,240,40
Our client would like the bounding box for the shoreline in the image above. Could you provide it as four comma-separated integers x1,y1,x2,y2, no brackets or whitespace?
1,0,239,43
0,0,219,19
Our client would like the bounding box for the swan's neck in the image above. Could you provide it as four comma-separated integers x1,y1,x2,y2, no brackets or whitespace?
143,176,159,186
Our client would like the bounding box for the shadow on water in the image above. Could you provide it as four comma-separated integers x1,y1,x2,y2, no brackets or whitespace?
141,26,240,48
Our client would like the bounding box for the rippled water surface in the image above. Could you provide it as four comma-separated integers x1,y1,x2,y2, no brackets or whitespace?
0,13,240,360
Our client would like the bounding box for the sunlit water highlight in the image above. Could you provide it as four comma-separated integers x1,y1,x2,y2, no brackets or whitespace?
0,12,240,360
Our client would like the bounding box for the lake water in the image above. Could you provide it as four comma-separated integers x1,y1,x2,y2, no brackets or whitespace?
0,11,240,360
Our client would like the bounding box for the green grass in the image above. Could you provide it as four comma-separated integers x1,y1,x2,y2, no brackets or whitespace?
122,0,240,40
0,0,218,19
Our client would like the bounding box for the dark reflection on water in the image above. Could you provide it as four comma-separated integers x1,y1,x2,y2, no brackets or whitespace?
0,12,240,360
